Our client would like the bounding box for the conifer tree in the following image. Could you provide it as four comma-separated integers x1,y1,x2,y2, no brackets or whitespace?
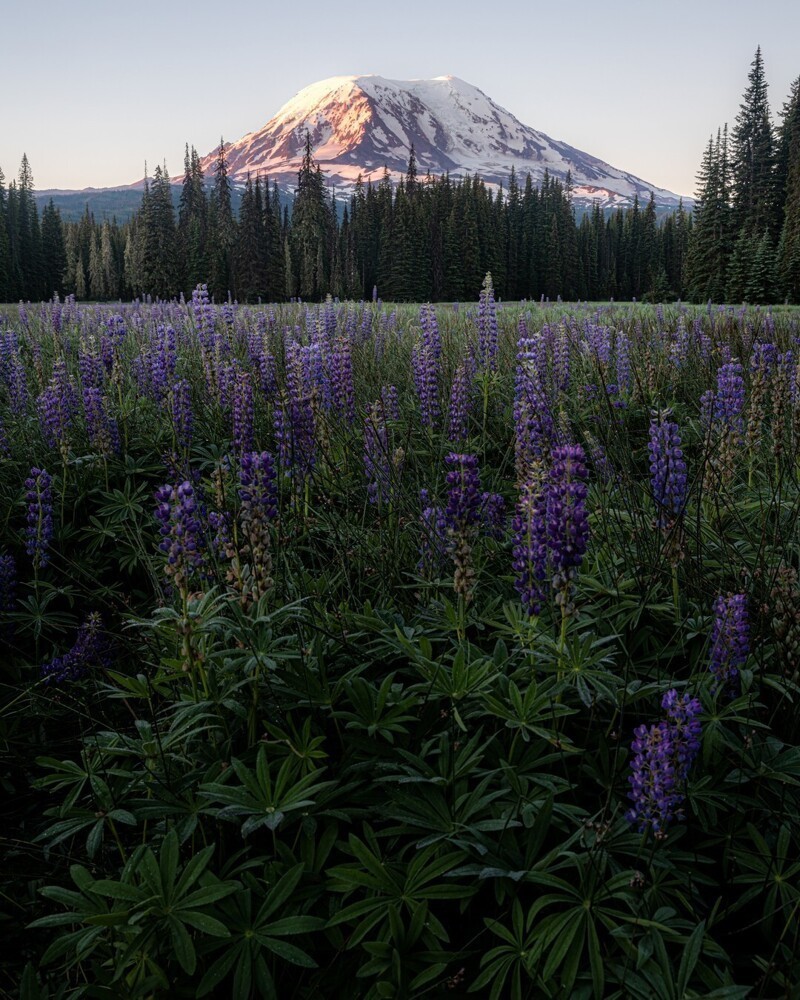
731,46,778,237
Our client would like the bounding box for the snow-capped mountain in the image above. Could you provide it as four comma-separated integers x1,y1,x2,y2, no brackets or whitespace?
201,74,685,210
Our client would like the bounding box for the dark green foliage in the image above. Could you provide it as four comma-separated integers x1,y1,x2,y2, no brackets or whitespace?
3,297,800,997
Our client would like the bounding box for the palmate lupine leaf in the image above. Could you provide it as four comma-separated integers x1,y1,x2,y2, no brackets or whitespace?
199,745,333,834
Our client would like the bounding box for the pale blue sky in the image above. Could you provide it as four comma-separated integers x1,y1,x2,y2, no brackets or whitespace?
2,0,799,198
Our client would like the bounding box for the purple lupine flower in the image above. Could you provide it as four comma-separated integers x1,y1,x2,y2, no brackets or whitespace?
448,359,472,443
662,689,703,776
699,389,716,430
512,477,548,616
412,310,441,430
444,453,482,535
649,414,688,529
330,335,356,424
41,613,112,684
275,344,317,482
191,283,216,345
37,360,78,451
168,379,194,453
232,369,255,454
477,273,498,370
238,451,277,522
154,481,205,593
25,468,54,570
78,342,106,392
715,361,746,434
709,594,748,697
626,689,702,834
380,384,399,423
515,338,554,481
626,720,677,834
616,332,631,394
83,388,120,457
546,444,590,610
553,324,571,391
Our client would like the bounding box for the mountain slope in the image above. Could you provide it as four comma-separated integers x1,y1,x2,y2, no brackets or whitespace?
202,74,685,209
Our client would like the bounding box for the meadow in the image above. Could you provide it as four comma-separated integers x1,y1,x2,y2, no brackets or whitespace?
2,283,800,998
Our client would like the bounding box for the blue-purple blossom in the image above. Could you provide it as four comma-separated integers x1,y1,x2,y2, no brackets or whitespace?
649,415,688,529
709,594,748,697
477,273,498,370
41,613,111,684
154,481,205,592
83,387,120,456
37,360,78,451
448,359,472,442
412,305,441,430
238,450,278,523
547,444,590,608
714,361,746,434
168,379,194,453
25,467,54,570
514,338,555,480
626,688,702,834
330,335,356,424
444,453,482,535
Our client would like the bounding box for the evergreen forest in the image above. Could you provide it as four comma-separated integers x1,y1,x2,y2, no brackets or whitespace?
0,48,798,306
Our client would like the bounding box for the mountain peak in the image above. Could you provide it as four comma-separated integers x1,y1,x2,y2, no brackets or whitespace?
201,74,685,209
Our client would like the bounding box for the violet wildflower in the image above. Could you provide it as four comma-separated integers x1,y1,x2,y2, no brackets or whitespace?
380,384,399,423
709,594,748,697
83,387,120,457
616,332,631,394
547,444,590,616
330,335,356,424
154,481,205,596
25,468,54,570
648,414,688,530
477,272,498,371
515,338,554,483
448,359,472,443
37,360,77,454
626,688,702,835
715,361,746,435
168,379,194,454
412,308,441,430
191,283,216,345
41,613,111,684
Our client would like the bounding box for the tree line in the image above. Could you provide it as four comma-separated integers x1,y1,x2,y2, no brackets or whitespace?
1,47,798,305
688,46,800,303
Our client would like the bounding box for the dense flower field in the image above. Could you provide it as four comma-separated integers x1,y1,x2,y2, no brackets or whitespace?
2,283,800,998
